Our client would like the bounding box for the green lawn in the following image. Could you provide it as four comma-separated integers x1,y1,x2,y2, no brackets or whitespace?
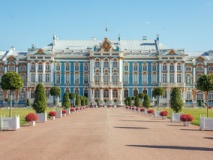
0,107,62,125
155,107,213,125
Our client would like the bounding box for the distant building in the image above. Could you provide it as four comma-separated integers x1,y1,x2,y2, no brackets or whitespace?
0,35,212,107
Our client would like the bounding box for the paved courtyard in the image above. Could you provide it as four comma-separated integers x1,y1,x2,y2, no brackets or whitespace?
0,108,213,160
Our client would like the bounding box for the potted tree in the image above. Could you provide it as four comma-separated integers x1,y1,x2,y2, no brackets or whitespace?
114,99,117,108
104,99,108,108
62,92,71,115
170,87,183,122
50,86,61,111
26,98,31,108
143,94,151,114
95,99,99,108
25,113,38,126
138,93,144,106
134,96,140,111
152,87,165,107
48,111,57,120
32,83,47,123
75,95,81,110
0,72,23,130
69,92,76,107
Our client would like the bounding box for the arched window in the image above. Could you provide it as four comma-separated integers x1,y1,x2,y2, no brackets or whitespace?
123,73,129,84
143,63,147,71
19,65,26,71
186,67,191,71
133,73,139,84
177,63,181,71
113,89,118,98
170,74,174,83
74,73,80,85
186,74,192,85
19,90,26,102
143,89,147,94
104,59,109,68
170,63,174,71
95,89,100,98
75,88,79,95
104,89,109,98
133,62,138,71
208,92,213,102
177,74,182,83
163,63,167,71
142,73,148,84
84,62,89,71
95,59,100,68
84,89,88,97
0,66,4,71
46,63,50,71
124,62,129,71
197,66,203,72
134,89,138,96
65,62,70,71
197,91,203,102
75,62,79,71
31,63,35,71
21,74,26,85
95,73,100,85
112,73,118,85
0,90,4,101
124,89,128,98
56,62,60,71
152,62,157,71
104,73,109,85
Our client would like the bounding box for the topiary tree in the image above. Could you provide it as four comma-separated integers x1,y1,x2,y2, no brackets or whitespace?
85,97,88,106
32,83,47,113
1,72,24,117
170,87,183,113
143,94,151,109
81,96,85,106
75,95,81,107
69,92,76,107
62,92,70,109
26,98,31,107
127,97,132,106
134,96,140,107
196,74,213,117
50,86,61,110
152,87,165,107
138,93,144,106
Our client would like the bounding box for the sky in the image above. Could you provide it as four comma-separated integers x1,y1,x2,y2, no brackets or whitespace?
0,0,212,55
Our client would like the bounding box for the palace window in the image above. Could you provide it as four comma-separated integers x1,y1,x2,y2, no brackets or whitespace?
19,66,26,71
177,63,181,71
56,74,60,84
123,73,129,84
197,66,203,72
113,90,118,98
74,74,80,85
104,62,109,68
151,74,157,84
19,91,26,102
186,92,192,102
143,89,147,94
113,61,118,68
8,66,15,71
0,66,4,71
162,74,167,83
56,63,60,71
95,61,100,68
112,73,118,85
31,64,35,71
46,64,50,71
186,67,192,71
75,63,79,71
177,74,182,83
0,91,3,101
84,64,89,71
170,74,174,83
65,74,70,84
152,64,157,71
162,63,167,71
38,64,42,71
84,89,88,97
31,74,35,82
124,63,129,71
38,74,42,82
133,63,138,71
133,89,138,96
84,74,89,84
208,92,213,102
104,73,109,85
143,63,147,71
104,89,109,98
0,74,2,83
95,89,100,98
197,91,203,102
46,90,50,98
75,89,79,95
21,74,26,85
133,73,138,84
65,63,70,71
208,66,213,71
142,74,148,84
124,90,128,98
31,90,35,98
186,74,192,85
95,73,100,85
45,74,50,83
170,63,174,71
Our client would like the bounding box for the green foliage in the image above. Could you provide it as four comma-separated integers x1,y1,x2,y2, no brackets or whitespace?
1,72,23,91
143,94,151,109
50,86,61,97
126,97,132,106
69,92,76,99
75,95,81,107
138,93,144,99
95,99,99,103
134,96,140,107
152,87,165,97
53,99,57,106
104,99,108,103
26,99,30,106
5,98,10,102
85,97,88,105
81,96,85,106
32,83,47,113
114,99,117,102
196,74,213,92
131,96,135,100
198,100,203,107
62,92,70,109
170,87,183,113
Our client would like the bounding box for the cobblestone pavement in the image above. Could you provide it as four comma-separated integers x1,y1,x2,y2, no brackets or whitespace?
0,108,213,160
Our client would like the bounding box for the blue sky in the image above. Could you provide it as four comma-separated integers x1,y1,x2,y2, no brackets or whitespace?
0,0,212,54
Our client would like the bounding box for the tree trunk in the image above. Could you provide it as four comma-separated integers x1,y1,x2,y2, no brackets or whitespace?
9,90,12,117
207,91,209,118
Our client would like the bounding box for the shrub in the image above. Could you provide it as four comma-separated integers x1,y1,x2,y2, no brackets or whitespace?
148,109,154,114
62,92,70,109
25,113,38,122
48,111,57,117
160,110,168,116
62,109,67,114
180,114,194,122
140,108,145,112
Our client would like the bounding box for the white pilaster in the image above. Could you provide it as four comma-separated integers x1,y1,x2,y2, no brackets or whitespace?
204,66,207,75
51,62,54,83
193,66,196,83
182,62,185,83
109,89,113,102
167,63,170,83
42,62,46,82
100,58,103,83
159,62,162,83
16,65,18,73
4,65,7,73
35,63,38,82
109,59,112,83
28,63,30,82
119,57,123,82
90,58,94,82
100,89,103,102
174,62,177,83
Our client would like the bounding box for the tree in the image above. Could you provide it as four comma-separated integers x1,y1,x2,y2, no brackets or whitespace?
143,94,151,109
62,92,70,109
32,83,47,113
1,72,23,117
152,87,165,107
50,86,61,109
196,74,213,117
26,98,31,107
127,97,132,106
69,92,76,107
134,96,140,107
75,95,81,107
85,97,88,106
81,96,85,106
138,93,145,106
170,87,183,113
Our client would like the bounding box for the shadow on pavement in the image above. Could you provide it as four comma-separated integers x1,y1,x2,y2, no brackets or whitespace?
114,126,148,130
126,145,213,151
180,128,200,131
204,137,213,140
119,120,166,123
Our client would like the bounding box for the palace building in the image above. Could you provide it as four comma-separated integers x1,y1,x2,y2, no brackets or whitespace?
0,35,213,107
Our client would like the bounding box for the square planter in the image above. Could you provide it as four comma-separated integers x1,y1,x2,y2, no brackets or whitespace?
171,112,183,122
66,108,71,115
0,116,20,131
62,114,66,117
50,116,55,120
56,110,62,118
200,116,213,131
36,113,47,123
29,121,36,126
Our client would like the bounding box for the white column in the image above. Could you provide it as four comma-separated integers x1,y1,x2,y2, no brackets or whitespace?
4,65,7,73
51,62,54,83
166,88,170,106
109,89,113,102
90,88,94,101
182,88,185,104
193,66,196,83
90,58,94,82
182,62,185,83
119,88,123,103
35,63,38,82
109,59,112,83
119,57,123,82
27,63,30,82
204,66,207,75
100,89,103,102
16,65,18,73
42,62,46,82
167,63,170,83
27,88,31,99
100,59,103,83
174,62,177,83
159,62,162,83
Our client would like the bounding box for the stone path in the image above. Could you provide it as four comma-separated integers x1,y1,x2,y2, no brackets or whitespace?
0,108,213,160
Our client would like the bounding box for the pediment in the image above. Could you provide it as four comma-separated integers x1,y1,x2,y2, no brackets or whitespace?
99,38,114,52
